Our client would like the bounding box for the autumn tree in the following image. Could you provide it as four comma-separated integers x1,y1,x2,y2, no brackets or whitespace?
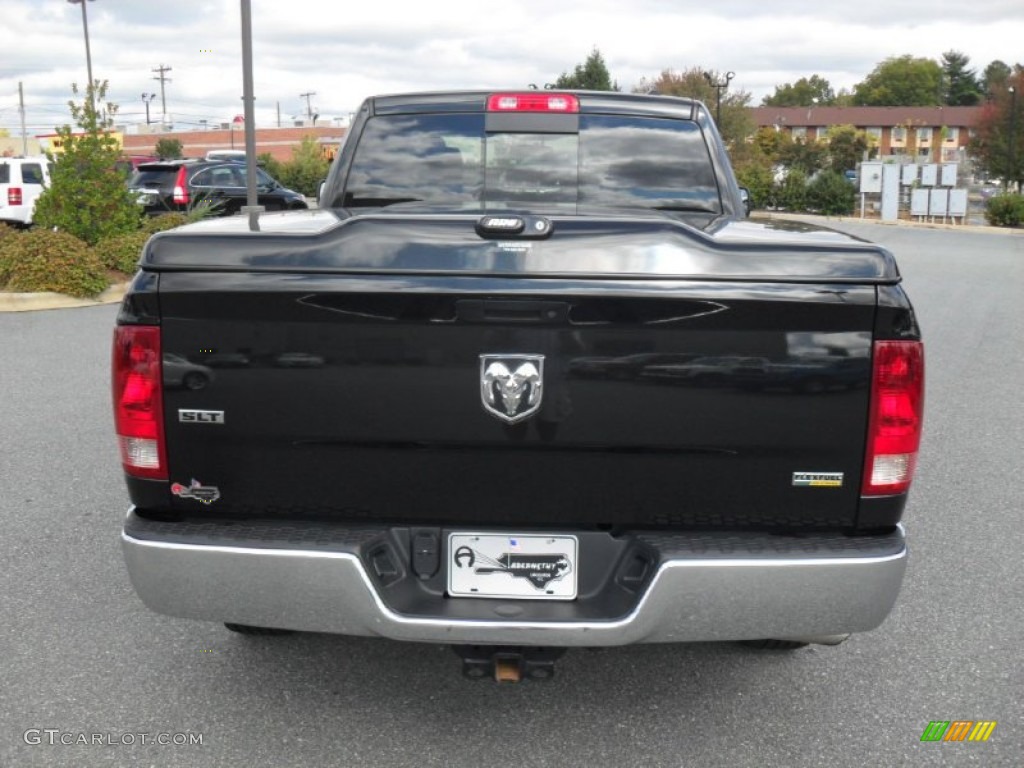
941,50,982,106
633,67,753,147
853,55,943,106
969,69,1024,188
761,75,836,107
553,48,619,91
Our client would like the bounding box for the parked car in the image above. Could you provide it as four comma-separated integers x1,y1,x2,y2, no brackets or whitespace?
114,155,159,178
127,159,307,216
0,156,53,226
205,150,248,162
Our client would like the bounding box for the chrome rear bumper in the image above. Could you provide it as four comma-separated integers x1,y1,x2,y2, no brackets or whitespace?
121,511,906,646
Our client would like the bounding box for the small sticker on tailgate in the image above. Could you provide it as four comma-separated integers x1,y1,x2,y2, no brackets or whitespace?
793,472,844,488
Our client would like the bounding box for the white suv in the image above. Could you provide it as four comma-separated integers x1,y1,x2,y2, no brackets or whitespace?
0,156,53,226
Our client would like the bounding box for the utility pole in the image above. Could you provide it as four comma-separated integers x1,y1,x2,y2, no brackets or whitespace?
276,101,281,128
300,91,316,123
152,64,172,125
18,82,28,155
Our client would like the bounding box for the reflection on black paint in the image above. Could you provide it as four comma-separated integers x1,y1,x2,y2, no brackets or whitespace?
341,112,720,213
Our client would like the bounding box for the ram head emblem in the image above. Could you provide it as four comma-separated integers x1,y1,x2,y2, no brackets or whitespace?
480,355,545,423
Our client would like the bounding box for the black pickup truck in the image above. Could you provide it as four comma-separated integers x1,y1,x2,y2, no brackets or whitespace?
115,91,923,680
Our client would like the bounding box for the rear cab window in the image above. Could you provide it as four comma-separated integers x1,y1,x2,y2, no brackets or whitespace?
340,109,722,221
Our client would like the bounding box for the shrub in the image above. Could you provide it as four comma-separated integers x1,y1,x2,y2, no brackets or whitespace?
734,163,774,211
141,212,189,234
154,137,183,159
0,222,16,248
277,135,330,197
806,171,856,215
0,229,107,297
32,82,142,245
985,194,1024,227
258,152,285,181
95,230,150,274
775,169,809,211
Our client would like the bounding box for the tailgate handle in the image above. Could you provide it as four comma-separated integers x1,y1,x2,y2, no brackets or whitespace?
456,300,568,324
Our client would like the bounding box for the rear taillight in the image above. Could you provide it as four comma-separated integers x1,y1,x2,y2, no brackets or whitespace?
8,187,22,206
486,93,580,113
112,326,167,480
862,340,924,496
172,167,189,205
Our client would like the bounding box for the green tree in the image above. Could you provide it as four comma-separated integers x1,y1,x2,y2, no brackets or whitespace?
982,60,1012,99
751,125,787,158
853,55,943,106
777,138,827,175
634,67,753,147
776,169,808,211
806,171,856,215
734,161,774,210
33,81,141,245
554,48,619,91
257,152,284,181
941,51,982,106
277,135,330,197
968,69,1024,189
826,125,869,173
154,137,183,159
761,75,836,107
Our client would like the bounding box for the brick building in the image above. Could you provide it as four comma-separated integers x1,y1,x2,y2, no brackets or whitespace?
119,124,348,163
748,106,984,163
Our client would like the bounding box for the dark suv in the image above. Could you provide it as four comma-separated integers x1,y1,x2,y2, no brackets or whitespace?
127,159,308,216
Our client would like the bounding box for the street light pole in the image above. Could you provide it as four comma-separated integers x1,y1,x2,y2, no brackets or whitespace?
240,0,263,231
141,93,156,125
67,0,96,113
703,71,735,128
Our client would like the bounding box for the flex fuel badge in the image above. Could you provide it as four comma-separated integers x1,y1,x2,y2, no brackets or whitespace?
171,479,221,504
793,472,844,488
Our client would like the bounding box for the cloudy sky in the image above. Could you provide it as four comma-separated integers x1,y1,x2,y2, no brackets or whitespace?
1,0,1022,135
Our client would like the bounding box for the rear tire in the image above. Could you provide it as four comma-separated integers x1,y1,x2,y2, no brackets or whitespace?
224,623,293,636
739,639,809,650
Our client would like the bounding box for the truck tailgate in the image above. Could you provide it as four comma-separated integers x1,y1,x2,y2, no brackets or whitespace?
156,271,875,530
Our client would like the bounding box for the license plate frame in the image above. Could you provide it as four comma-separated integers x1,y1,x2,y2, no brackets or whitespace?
447,532,578,600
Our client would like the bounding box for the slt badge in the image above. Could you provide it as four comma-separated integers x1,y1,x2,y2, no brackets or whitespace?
480,354,544,424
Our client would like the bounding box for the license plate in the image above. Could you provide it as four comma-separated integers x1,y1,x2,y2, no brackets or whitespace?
448,533,578,600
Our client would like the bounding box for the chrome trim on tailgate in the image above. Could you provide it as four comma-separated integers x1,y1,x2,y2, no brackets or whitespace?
121,516,906,646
